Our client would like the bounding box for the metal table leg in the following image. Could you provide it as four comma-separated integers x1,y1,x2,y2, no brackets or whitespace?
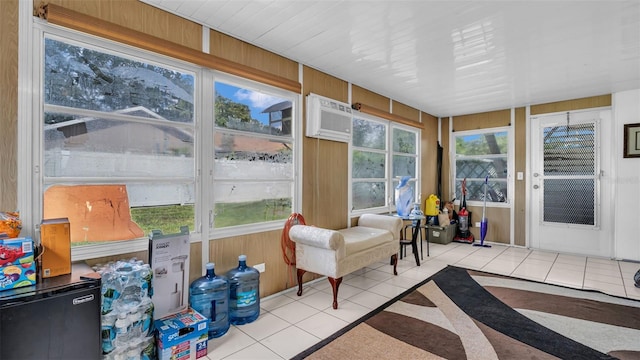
411,218,421,266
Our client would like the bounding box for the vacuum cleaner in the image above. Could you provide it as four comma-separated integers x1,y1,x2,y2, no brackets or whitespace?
473,176,491,248
453,178,474,244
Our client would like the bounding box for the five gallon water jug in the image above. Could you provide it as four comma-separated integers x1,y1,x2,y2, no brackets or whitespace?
189,263,230,339
226,255,260,325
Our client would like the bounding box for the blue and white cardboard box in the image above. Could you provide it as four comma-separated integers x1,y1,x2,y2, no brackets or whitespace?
155,308,208,360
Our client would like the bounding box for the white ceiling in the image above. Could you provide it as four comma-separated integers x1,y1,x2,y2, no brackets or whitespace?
140,0,640,117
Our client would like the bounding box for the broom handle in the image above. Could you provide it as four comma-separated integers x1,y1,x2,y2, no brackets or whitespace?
482,176,488,219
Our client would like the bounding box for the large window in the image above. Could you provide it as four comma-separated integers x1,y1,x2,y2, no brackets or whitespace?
42,36,196,244
351,114,420,214
453,128,510,204
212,79,295,231
352,117,387,210
28,25,299,258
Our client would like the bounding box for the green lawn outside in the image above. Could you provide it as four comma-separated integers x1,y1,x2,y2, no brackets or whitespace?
131,198,291,234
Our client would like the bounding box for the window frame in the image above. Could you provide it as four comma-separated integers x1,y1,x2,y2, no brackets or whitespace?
29,23,202,260
349,112,421,217
209,73,300,239
451,126,513,208
20,19,302,260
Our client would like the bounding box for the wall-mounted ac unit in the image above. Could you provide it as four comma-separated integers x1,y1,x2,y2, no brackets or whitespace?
306,93,352,143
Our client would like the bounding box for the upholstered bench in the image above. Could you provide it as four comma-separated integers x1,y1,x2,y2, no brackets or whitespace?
288,214,402,309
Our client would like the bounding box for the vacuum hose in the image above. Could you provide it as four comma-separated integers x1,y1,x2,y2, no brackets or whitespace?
281,213,306,266
281,213,306,286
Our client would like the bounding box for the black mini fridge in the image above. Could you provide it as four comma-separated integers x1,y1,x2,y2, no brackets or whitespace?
0,263,101,360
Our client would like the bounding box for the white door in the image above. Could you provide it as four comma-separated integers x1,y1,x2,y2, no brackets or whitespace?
529,109,612,257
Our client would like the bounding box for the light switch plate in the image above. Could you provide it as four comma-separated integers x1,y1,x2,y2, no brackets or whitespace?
517,172,524,180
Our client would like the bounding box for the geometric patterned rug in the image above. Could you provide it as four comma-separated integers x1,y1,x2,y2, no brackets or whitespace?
292,265,640,359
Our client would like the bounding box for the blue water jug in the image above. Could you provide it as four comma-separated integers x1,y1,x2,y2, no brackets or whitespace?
189,263,230,339
226,255,260,325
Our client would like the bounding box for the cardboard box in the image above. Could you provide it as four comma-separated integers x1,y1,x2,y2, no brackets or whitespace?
40,218,71,278
149,226,190,319
428,224,457,244
155,308,208,360
0,237,36,291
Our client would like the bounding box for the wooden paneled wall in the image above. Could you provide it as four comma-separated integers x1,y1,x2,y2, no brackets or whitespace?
352,85,389,113
208,230,295,296
0,0,18,212
421,113,439,202
45,0,203,51
513,107,527,246
530,95,611,115
452,109,511,131
209,30,299,82
441,118,452,202
302,67,350,230
463,206,510,243
392,100,420,122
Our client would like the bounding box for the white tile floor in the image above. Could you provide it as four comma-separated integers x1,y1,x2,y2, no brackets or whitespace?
205,242,640,360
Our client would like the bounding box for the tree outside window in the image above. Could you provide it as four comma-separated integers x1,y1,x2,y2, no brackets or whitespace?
454,130,509,203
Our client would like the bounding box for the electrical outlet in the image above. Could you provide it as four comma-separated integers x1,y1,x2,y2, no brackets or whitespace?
254,263,266,273
475,222,481,227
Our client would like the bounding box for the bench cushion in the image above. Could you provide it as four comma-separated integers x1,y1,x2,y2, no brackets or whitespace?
338,226,394,256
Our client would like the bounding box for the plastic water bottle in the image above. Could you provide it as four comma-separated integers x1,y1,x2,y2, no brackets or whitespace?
101,272,121,314
116,264,142,310
189,262,230,339
226,255,260,325
128,310,142,339
140,336,155,360
114,312,130,346
139,298,154,337
101,312,117,354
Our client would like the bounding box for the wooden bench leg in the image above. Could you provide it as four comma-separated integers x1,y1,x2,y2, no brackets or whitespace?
296,268,306,296
328,277,343,309
391,253,398,275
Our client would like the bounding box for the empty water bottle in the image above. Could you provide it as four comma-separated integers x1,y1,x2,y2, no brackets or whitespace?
226,255,260,325
189,262,230,338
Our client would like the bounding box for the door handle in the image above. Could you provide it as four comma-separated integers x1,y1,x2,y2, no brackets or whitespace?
533,185,539,189
533,173,540,177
